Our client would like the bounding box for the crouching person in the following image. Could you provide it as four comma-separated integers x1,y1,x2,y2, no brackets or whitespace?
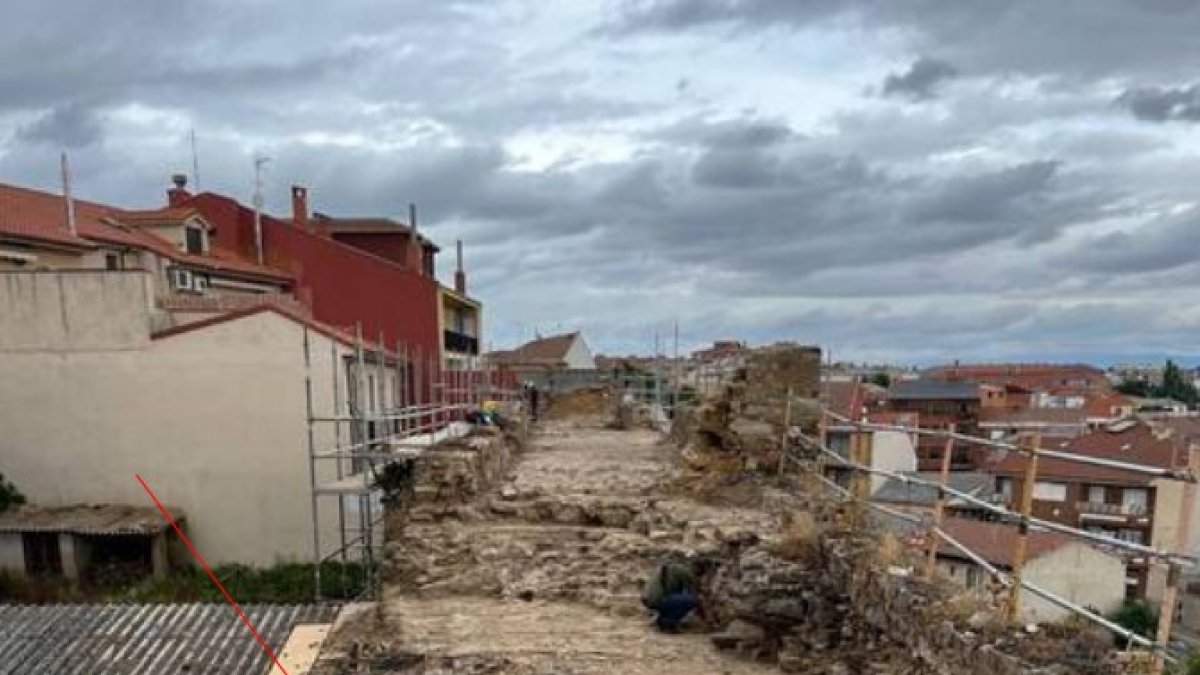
641,556,717,632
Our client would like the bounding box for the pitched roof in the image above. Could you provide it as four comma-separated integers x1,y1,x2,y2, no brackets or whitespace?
0,504,182,536
977,407,1089,426
938,517,1077,567
312,214,440,250
824,380,868,419
991,421,1185,484
889,379,979,401
923,363,1110,394
491,332,581,365
151,302,391,355
873,472,995,507
0,182,292,283
0,603,337,673
1083,393,1133,419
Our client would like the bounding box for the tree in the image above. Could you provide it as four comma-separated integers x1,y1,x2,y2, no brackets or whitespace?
1115,379,1151,397
0,473,24,513
1157,359,1199,407
868,372,891,388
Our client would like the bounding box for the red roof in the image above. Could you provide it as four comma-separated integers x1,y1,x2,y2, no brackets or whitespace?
924,363,1110,395
152,302,389,354
938,517,1076,567
490,332,581,365
1084,393,1133,419
0,182,291,283
991,422,1185,485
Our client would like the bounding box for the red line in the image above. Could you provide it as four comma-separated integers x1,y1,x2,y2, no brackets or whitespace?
136,473,291,675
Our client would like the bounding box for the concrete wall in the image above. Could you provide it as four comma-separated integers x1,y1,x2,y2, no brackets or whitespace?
1023,542,1127,622
0,278,346,565
563,335,595,370
0,271,152,352
868,430,917,495
0,533,23,575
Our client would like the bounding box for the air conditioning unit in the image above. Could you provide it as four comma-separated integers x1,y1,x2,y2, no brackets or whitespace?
171,268,193,291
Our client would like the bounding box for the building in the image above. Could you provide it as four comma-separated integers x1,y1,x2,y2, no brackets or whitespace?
823,381,918,494
0,505,178,582
990,421,1200,601
930,517,1126,623
0,603,338,673
692,340,747,364
872,472,996,519
887,380,983,471
0,270,369,566
978,407,1090,442
924,363,1112,397
1084,393,1135,429
487,331,596,375
178,181,456,375
0,181,296,330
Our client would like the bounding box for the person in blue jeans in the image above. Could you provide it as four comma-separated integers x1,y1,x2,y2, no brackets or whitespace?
641,557,716,632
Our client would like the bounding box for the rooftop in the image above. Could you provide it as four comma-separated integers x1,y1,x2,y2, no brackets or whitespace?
0,603,337,673
873,472,995,507
938,517,1078,567
0,504,181,536
991,421,1186,484
889,379,979,401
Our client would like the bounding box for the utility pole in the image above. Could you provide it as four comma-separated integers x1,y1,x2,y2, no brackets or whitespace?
253,155,270,264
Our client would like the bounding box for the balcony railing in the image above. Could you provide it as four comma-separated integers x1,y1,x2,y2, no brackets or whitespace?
443,330,479,355
1078,501,1148,517
157,292,308,315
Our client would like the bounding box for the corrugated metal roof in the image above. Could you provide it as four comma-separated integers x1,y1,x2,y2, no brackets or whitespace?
0,505,181,536
0,603,338,674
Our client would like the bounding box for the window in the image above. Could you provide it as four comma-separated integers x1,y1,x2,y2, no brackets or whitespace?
23,533,62,577
192,276,209,294
105,252,120,270
1122,488,1148,514
1032,481,1067,502
185,226,204,255
997,477,1013,501
1087,485,1106,504
170,268,195,291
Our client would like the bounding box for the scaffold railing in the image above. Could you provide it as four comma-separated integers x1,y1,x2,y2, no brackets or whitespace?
786,408,1199,671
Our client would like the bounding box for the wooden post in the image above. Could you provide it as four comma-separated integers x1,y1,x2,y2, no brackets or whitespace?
850,425,872,502
1005,432,1041,622
778,387,793,476
924,425,956,579
1152,473,1196,673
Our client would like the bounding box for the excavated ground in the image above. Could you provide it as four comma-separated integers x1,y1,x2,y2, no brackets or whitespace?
375,416,781,674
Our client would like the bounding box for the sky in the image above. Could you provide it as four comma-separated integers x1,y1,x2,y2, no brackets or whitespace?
3,1,1200,364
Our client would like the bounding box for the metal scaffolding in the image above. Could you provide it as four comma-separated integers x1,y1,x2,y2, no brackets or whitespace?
786,408,1199,670
302,324,520,602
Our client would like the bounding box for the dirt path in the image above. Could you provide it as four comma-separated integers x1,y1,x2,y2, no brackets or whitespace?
380,418,779,673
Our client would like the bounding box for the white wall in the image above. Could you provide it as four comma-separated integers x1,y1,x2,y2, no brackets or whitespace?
0,271,152,351
1022,542,1127,622
563,334,595,370
868,430,917,495
0,274,346,566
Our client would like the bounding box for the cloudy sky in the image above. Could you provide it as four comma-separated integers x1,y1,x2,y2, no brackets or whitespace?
4,1,1200,364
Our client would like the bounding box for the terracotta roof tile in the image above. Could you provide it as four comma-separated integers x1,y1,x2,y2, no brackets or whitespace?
938,517,1077,567
991,422,1184,484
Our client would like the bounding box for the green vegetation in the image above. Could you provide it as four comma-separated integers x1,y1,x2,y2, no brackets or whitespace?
1115,359,1199,407
1112,600,1157,639
868,372,892,388
0,561,365,604
0,472,25,513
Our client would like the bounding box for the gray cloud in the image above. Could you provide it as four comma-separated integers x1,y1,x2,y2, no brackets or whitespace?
1119,83,1200,122
4,0,1200,363
881,58,958,101
16,103,104,148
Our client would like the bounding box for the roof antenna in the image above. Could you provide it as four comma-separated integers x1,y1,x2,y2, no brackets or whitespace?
253,155,271,264
60,152,77,237
190,128,201,191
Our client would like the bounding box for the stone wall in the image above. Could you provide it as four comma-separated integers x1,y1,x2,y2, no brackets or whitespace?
410,426,522,505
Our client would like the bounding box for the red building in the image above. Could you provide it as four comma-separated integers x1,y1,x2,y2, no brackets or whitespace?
171,182,444,367
924,363,1111,398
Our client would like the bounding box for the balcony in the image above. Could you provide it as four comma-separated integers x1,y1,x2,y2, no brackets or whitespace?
443,329,479,355
1078,501,1149,524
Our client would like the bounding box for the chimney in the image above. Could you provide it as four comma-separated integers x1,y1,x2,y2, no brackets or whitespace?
291,186,309,232
408,202,424,275
167,173,191,207
454,239,467,294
